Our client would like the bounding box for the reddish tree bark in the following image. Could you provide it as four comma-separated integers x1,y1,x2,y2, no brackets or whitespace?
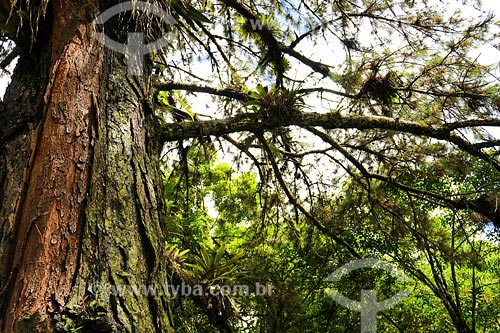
0,1,173,331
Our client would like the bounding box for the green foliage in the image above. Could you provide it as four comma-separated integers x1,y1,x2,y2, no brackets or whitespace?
245,84,307,119
185,244,244,285
149,0,500,331
157,91,170,106
162,144,500,332
170,0,211,26
157,90,195,120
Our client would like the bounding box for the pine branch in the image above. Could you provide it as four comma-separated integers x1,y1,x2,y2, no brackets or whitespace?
154,82,248,101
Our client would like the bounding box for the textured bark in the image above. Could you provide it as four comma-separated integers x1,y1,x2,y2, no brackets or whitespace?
0,33,51,331
0,2,103,330
0,36,50,266
0,1,173,332
64,51,173,332
159,110,500,143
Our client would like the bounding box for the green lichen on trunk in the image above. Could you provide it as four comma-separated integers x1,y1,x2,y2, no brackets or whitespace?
0,29,173,333
66,51,173,332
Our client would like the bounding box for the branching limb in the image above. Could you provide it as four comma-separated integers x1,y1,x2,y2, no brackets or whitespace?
221,0,285,86
0,45,20,70
154,82,248,101
255,132,362,258
160,110,500,169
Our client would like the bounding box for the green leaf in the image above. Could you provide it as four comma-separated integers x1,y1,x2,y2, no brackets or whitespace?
185,4,211,23
157,91,170,105
244,100,262,107
215,244,226,264
256,84,268,96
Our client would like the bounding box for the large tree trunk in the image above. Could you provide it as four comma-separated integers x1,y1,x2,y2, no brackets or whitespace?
0,1,173,332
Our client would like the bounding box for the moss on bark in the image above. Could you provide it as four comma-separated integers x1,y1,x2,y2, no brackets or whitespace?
66,51,173,332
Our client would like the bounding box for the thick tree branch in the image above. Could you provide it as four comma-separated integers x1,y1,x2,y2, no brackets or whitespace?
160,110,499,141
160,112,500,172
154,82,249,101
221,0,285,85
